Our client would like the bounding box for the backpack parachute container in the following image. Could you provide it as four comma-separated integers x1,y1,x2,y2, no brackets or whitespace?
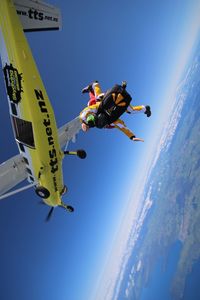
96,84,132,128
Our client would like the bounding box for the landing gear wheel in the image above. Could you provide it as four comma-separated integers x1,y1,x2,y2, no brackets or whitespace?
35,186,50,199
67,205,74,213
77,150,87,159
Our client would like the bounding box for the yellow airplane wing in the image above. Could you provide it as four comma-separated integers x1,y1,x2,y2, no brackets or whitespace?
0,0,64,206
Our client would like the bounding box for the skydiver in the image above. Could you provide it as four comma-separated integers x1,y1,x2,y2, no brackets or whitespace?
81,81,151,117
79,81,151,142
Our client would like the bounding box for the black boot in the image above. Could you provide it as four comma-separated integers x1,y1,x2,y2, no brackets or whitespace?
144,105,151,117
81,81,98,94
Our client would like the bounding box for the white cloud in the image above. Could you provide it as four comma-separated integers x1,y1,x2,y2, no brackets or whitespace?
136,260,142,272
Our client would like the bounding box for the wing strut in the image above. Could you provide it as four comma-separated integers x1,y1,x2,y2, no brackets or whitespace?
0,183,36,200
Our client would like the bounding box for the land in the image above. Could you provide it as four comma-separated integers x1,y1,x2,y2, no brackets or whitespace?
118,44,200,300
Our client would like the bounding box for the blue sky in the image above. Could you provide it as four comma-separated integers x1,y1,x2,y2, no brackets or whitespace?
0,1,200,300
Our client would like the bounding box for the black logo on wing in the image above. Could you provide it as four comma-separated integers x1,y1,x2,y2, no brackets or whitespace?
3,64,23,104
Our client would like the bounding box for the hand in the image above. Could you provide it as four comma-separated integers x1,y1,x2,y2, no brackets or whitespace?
132,137,144,142
81,123,89,132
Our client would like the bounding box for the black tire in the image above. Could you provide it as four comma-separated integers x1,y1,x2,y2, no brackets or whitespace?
67,205,74,213
77,150,87,159
35,186,50,199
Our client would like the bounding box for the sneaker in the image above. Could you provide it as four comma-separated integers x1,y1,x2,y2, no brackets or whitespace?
81,81,98,94
145,105,151,117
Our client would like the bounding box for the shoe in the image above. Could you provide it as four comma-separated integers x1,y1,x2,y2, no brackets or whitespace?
81,84,93,94
144,105,151,117
122,81,127,89
81,81,98,94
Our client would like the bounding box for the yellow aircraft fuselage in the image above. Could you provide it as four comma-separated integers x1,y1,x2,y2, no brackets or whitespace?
0,0,64,206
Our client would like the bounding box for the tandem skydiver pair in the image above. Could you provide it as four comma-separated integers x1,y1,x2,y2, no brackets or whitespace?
79,81,151,142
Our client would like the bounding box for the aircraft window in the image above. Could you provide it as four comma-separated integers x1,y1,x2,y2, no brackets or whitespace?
12,116,35,148
11,103,17,116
